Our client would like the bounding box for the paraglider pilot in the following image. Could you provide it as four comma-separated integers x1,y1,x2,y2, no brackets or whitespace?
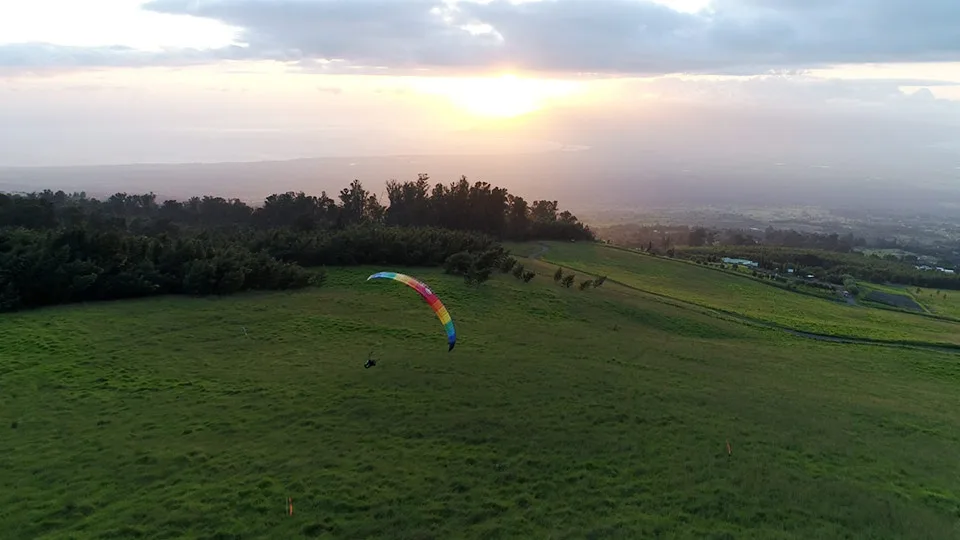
364,352,377,369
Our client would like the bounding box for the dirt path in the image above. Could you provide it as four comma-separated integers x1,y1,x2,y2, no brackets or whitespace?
529,243,550,260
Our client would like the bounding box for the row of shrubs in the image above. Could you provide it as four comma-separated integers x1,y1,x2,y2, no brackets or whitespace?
443,250,607,292
551,266,607,290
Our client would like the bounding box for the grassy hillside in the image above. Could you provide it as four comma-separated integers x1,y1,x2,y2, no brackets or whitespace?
532,242,960,348
3,262,960,538
913,287,960,320
857,283,928,314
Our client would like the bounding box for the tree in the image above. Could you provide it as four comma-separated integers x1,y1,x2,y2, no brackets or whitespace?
338,179,384,226
506,195,530,240
0,173,610,312
554,267,564,282
384,175,432,227
465,265,492,286
689,227,709,247
444,251,475,276
467,248,501,286
444,248,499,286
531,200,559,223
474,247,504,274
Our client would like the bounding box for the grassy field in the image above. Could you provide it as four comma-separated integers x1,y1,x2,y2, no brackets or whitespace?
856,283,928,314
912,287,960,320
530,242,960,348
3,259,960,538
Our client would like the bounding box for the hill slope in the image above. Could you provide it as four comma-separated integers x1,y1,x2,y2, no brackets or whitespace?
2,263,960,538
528,241,960,348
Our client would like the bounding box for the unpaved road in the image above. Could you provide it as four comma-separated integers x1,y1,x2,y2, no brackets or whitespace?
529,243,550,260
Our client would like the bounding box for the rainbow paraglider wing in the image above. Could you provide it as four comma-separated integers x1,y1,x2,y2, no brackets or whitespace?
366,272,456,351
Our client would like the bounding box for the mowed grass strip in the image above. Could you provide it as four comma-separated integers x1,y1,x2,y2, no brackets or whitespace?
1,266,959,538
535,241,960,347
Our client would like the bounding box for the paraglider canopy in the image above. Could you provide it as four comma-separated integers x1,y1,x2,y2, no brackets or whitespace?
366,272,456,351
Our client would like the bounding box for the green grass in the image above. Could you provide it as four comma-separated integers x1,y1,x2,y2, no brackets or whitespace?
861,282,915,296
535,241,960,348
911,287,960,319
856,283,929,314
3,262,960,538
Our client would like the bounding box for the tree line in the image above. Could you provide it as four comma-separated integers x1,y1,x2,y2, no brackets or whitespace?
1,174,593,242
0,176,593,312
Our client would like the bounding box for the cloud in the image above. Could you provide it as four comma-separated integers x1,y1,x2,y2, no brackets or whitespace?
0,42,255,75
633,74,958,109
7,0,960,75
136,0,960,75
3,0,959,76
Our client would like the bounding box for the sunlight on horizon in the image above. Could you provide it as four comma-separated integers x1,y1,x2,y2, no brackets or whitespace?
408,73,589,120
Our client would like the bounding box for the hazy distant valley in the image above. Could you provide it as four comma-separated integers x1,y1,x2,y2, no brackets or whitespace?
4,98,959,215
3,101,960,253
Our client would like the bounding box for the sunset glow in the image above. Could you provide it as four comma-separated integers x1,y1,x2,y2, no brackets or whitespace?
410,73,588,120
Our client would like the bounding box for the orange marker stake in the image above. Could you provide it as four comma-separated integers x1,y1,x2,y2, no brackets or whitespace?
726,440,732,456
288,497,294,516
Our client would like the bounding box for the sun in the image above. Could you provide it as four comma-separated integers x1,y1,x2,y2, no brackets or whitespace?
415,73,584,120
450,74,545,119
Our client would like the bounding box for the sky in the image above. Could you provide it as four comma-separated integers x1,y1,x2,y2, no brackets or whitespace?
1,0,960,180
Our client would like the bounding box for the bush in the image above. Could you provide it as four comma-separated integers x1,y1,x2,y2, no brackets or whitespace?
475,246,504,271
499,255,517,273
593,275,607,287
512,262,525,279
0,226,324,312
553,267,564,282
445,248,499,286
579,279,592,290
465,264,493,286
561,274,575,288
522,270,535,282
443,251,475,276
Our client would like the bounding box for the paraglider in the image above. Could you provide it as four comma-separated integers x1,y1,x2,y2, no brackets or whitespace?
366,272,457,351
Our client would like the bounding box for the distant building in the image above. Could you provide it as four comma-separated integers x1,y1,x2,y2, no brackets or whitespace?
916,265,957,274
722,257,758,268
